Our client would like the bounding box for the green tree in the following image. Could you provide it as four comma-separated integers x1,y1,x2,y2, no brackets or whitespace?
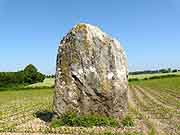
24,64,38,84
36,72,45,82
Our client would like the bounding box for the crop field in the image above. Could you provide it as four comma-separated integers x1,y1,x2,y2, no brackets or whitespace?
129,77,180,135
0,89,53,134
0,76,179,135
129,72,180,79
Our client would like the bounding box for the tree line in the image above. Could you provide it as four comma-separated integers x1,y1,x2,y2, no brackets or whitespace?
0,64,45,87
129,68,179,75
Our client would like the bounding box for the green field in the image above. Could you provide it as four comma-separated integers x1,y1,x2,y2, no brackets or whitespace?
0,76,179,134
129,72,180,79
129,77,180,135
25,78,55,88
0,88,53,133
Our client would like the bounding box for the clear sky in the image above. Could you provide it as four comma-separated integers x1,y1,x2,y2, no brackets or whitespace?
0,0,180,74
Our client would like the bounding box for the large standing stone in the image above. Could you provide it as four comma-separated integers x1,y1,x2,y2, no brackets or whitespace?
54,23,128,120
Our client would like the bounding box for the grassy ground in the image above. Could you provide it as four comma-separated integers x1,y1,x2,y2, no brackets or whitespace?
129,77,180,135
129,72,180,79
0,75,179,134
25,78,54,88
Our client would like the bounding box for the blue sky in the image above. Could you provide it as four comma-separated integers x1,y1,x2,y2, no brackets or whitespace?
0,0,180,74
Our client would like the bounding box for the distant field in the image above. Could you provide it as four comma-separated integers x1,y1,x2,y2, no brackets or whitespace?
25,78,54,88
129,72,180,79
0,75,179,134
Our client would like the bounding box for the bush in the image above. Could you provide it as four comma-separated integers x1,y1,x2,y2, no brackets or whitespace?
128,78,139,82
121,115,134,127
50,112,119,128
36,72,45,82
24,64,38,84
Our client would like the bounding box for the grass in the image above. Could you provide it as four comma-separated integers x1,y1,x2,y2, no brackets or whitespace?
121,115,134,127
0,74,179,134
129,77,180,135
0,88,53,133
129,71,180,79
0,87,139,134
130,75,180,89
50,112,119,128
25,78,54,88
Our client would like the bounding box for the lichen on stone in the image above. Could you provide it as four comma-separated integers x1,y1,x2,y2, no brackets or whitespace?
100,79,113,92
74,23,87,31
54,23,128,120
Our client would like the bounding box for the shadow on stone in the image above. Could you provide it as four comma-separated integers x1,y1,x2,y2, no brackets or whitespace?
35,110,54,122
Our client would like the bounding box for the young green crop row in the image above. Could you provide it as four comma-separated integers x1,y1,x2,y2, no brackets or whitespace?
0,77,179,135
